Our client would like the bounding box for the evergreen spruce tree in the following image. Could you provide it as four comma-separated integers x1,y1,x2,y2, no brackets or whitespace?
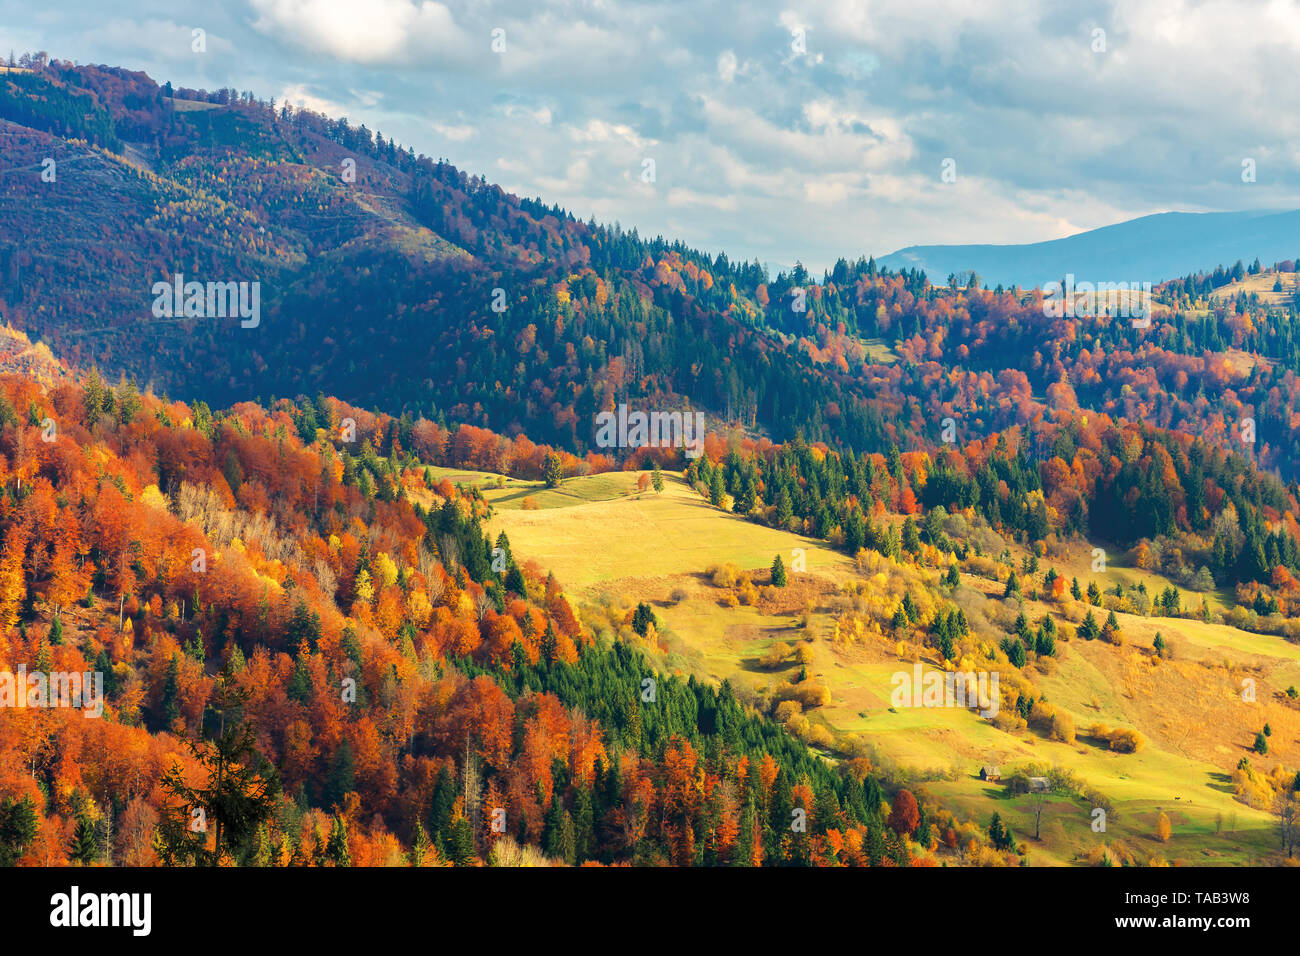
154,664,281,866
1079,610,1100,640
448,816,476,865
158,653,181,730
69,812,99,864
771,554,788,587
901,518,921,555
631,602,656,636
0,796,39,865
543,452,563,489
326,815,351,867
709,469,727,508
410,822,431,866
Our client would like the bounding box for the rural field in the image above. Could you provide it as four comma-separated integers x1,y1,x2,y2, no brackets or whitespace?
480,468,1299,866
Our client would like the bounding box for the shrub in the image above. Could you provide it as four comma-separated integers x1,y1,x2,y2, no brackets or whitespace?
709,563,746,588
1050,711,1076,744
774,699,803,722
803,723,835,749
760,642,792,669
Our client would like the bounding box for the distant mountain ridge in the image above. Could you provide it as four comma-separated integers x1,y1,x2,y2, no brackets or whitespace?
876,209,1300,288
3,59,1300,483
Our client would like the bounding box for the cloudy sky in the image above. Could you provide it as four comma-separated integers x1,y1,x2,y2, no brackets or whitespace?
5,0,1299,273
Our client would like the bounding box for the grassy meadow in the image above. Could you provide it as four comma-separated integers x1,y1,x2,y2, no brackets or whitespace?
478,468,1298,865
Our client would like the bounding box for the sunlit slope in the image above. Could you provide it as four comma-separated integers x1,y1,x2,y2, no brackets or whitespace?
489,470,1298,864
486,471,854,589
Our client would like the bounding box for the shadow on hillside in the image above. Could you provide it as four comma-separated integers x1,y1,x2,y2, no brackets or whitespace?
1205,771,1235,794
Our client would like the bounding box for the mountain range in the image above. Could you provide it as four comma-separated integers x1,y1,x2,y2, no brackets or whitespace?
2,56,1300,874
877,209,1300,288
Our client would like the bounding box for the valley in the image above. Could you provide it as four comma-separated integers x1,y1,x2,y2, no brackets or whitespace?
476,468,1300,865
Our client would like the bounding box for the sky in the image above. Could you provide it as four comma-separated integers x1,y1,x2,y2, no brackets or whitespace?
5,0,1300,275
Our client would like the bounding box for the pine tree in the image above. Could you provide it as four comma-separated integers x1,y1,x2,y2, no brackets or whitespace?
0,796,39,865
448,816,476,865
988,812,1012,850
775,488,793,525
154,663,282,866
771,554,788,587
1079,610,1100,640
410,822,431,866
572,787,595,863
651,462,664,493
901,518,921,555
709,469,727,508
70,812,99,864
1003,637,1027,668
631,602,656,636
544,452,563,488
540,620,558,664
542,794,567,860
734,800,757,867
326,815,351,866
1101,610,1121,643
158,653,181,730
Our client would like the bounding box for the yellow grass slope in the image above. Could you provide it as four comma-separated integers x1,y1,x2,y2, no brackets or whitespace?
489,470,1298,865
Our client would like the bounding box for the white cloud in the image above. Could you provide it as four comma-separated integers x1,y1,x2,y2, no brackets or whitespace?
248,0,471,66
279,82,347,115
432,121,474,141
8,0,1300,271
717,49,737,83
667,187,738,211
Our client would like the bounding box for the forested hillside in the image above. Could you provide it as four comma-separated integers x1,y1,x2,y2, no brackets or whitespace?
0,353,999,867
2,56,1300,871
5,60,1300,482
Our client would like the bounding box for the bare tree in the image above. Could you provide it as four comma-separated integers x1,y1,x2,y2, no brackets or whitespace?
439,534,460,572
1277,793,1299,858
